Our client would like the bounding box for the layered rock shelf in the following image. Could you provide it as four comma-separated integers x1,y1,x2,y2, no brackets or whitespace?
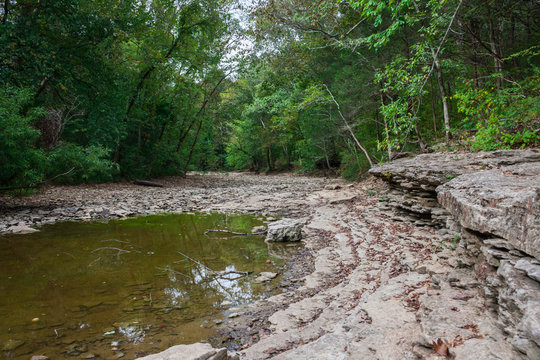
370,149,540,358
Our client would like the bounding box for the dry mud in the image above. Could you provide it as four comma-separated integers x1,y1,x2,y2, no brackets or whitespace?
0,172,522,359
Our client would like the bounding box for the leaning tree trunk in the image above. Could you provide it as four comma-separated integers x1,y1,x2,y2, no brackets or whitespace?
432,50,451,143
325,85,373,167
379,90,392,161
182,117,204,176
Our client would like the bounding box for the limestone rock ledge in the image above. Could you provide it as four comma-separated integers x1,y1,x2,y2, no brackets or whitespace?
437,162,540,260
138,342,238,360
370,149,540,358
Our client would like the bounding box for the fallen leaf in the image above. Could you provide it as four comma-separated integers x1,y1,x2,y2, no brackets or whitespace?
448,334,464,347
460,323,479,333
433,338,449,356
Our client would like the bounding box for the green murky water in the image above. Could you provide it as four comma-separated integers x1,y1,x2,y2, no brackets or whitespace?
0,213,289,359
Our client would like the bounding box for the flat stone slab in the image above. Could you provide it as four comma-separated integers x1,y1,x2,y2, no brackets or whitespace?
137,342,236,360
437,162,540,260
369,149,540,191
7,225,38,234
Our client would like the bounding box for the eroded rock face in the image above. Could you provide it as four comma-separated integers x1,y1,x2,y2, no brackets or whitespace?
371,149,540,358
495,261,540,358
437,163,540,259
265,218,305,242
137,342,238,360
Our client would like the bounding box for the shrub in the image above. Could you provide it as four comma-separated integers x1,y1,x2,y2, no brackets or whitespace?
0,87,46,190
46,143,118,183
454,71,540,151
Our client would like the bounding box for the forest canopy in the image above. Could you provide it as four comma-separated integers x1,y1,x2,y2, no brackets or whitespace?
1,0,538,189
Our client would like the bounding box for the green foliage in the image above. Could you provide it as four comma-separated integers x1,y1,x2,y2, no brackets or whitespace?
0,0,235,189
1,0,538,189
0,88,46,189
340,150,368,181
46,143,119,183
454,71,540,150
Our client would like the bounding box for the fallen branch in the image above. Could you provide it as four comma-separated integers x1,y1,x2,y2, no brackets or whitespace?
156,266,193,280
216,270,253,277
208,269,253,281
178,250,217,275
204,229,267,236
133,179,164,188
92,247,131,253
177,251,252,286
219,274,248,281
88,256,102,267
101,239,151,253
0,167,75,192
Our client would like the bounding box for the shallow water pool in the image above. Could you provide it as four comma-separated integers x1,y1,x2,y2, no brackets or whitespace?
0,213,287,358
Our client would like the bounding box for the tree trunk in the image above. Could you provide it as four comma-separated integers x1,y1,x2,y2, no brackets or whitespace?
429,75,437,134
432,50,451,142
411,105,426,151
2,0,8,23
323,140,331,169
175,72,229,154
324,85,373,167
378,90,392,161
175,118,197,152
182,117,203,176
266,147,273,171
488,8,503,88
282,144,291,168
375,109,381,143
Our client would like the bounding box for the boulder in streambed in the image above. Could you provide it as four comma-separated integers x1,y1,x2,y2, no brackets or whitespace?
251,225,266,234
8,224,38,234
137,342,238,360
2,339,24,352
265,218,305,242
254,272,278,283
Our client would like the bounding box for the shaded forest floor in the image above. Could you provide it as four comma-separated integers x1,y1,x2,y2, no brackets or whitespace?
0,172,522,359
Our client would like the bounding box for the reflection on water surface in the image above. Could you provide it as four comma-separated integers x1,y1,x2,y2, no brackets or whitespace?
0,213,286,358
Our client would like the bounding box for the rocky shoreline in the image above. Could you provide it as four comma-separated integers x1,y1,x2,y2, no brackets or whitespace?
0,172,328,234
2,150,539,359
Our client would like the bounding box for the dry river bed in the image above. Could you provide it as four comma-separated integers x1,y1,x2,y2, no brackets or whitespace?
0,173,521,359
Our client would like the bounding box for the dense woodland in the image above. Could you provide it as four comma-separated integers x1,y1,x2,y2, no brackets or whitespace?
1,0,538,189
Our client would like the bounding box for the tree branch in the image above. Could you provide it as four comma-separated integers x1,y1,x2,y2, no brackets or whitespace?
0,167,75,192
323,84,373,167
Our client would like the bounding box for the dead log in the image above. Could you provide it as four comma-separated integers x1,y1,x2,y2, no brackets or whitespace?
133,179,164,188
204,229,267,236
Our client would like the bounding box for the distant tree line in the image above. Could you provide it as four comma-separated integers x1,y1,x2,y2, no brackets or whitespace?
1,0,538,190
